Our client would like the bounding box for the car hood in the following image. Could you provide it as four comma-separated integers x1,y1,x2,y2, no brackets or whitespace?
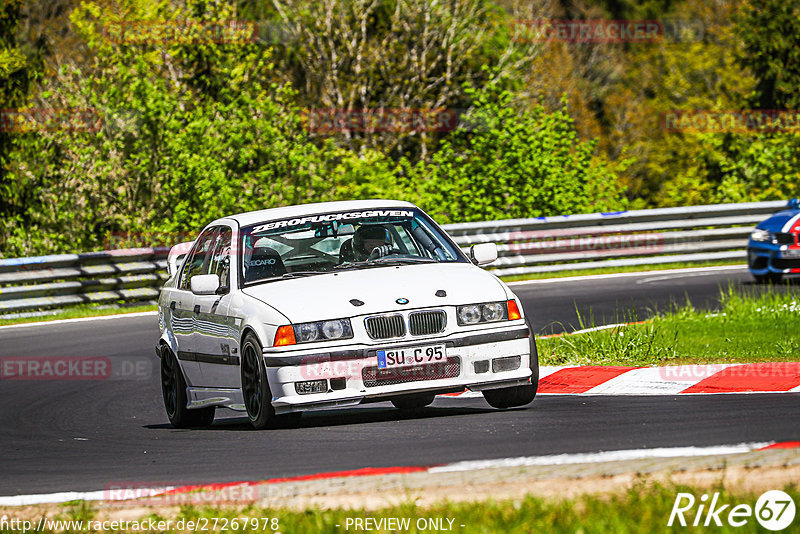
757,209,800,232
241,263,508,322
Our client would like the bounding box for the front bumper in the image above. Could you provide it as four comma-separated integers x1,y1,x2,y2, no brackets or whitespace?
263,323,533,414
747,242,800,275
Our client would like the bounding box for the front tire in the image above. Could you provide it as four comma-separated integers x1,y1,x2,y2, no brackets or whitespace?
753,272,782,284
160,346,215,428
241,333,275,430
483,331,539,409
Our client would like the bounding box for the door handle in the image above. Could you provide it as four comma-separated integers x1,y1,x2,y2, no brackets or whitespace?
170,301,176,311
193,305,201,314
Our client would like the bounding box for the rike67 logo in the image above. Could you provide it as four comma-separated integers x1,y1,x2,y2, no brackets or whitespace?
669,490,796,531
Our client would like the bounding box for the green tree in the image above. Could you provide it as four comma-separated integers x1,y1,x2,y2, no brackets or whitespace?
735,0,800,111
1,0,414,257
0,0,51,256
699,0,800,203
404,81,628,223
270,0,540,160
1,0,639,257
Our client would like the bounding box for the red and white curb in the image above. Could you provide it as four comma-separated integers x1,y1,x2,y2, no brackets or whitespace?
445,363,800,398
2,441,798,507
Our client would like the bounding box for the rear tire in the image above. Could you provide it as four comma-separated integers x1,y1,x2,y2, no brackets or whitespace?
391,393,436,411
160,346,215,428
483,328,539,409
241,333,275,430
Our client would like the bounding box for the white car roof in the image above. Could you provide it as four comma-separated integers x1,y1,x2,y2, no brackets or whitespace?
211,199,418,228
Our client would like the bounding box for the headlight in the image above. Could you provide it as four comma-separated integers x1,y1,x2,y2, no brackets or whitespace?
481,302,506,322
457,304,482,325
750,229,773,243
321,319,346,339
292,318,353,344
457,300,519,325
295,322,320,342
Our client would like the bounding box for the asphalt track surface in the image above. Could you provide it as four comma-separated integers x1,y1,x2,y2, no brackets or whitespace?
1,266,799,495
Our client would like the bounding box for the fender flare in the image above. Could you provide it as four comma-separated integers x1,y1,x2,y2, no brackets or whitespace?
156,329,179,358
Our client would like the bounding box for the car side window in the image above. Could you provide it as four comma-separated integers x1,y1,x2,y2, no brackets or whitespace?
208,227,232,290
179,227,218,291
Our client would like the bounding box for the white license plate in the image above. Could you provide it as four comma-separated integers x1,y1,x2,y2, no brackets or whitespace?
376,344,446,369
783,249,800,259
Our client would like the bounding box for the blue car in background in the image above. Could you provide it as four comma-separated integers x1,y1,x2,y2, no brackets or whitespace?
747,198,800,283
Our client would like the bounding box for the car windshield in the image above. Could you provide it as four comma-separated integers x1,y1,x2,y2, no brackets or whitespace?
240,208,467,285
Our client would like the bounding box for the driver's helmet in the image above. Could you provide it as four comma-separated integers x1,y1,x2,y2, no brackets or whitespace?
352,225,392,261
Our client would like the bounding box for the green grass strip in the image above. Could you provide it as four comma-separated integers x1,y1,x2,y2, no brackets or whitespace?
18,482,797,533
499,259,742,282
0,302,157,326
540,285,800,366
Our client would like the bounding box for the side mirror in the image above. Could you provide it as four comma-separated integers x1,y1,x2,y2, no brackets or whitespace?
789,198,800,210
470,243,498,266
190,274,221,295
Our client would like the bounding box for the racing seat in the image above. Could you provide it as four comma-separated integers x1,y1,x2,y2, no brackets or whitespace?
244,247,286,282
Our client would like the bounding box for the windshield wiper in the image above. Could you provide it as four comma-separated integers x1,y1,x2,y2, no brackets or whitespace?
333,257,437,271
244,271,324,285
371,256,437,264
332,262,368,271
280,271,326,279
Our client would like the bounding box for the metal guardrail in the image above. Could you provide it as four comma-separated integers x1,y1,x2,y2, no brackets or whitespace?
0,200,788,313
0,249,169,313
443,200,787,277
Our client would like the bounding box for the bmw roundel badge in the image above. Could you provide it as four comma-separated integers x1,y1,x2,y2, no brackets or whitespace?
396,298,409,305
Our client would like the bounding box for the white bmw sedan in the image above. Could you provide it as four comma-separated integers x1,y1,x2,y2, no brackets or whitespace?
157,200,538,429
